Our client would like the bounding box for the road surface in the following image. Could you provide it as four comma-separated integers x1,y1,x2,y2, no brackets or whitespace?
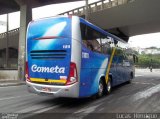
0,69,160,119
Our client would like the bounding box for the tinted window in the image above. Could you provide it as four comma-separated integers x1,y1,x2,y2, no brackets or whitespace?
80,23,114,54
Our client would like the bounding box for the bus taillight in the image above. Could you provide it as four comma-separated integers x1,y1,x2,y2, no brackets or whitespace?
66,62,78,85
25,62,31,82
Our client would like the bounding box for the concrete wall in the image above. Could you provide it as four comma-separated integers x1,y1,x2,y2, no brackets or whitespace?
0,70,18,80
0,28,19,69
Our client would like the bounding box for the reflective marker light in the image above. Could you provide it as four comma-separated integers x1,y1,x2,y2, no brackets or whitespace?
34,36,63,40
25,62,31,82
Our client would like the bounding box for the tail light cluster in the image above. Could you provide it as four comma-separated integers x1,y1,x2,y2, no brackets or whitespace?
66,62,78,85
25,62,31,82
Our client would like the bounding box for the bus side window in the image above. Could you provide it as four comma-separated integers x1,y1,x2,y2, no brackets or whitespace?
91,39,101,52
101,43,111,54
80,22,114,54
82,40,94,50
101,38,113,55
87,41,94,51
134,55,138,63
80,22,102,52
82,40,88,48
115,48,124,63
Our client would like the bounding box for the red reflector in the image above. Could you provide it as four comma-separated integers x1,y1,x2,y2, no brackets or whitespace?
35,36,63,40
25,62,31,82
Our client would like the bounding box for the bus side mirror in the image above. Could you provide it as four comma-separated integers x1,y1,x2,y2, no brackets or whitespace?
136,56,138,63
133,55,138,63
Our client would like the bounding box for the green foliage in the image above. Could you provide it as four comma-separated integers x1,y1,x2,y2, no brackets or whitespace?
136,54,160,68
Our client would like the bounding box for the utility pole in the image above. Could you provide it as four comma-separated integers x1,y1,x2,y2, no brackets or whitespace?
150,50,153,72
6,14,9,68
85,0,89,20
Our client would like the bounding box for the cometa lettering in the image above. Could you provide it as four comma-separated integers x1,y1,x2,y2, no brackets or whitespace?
31,64,65,73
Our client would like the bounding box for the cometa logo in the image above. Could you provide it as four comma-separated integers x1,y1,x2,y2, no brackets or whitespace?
31,64,65,73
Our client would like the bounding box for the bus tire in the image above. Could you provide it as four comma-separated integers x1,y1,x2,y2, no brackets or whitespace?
106,78,112,94
128,72,133,84
97,80,105,98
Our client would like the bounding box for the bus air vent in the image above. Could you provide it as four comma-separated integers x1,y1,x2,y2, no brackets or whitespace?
30,50,66,60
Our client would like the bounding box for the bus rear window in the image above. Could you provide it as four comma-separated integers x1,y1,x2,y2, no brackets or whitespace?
27,17,71,40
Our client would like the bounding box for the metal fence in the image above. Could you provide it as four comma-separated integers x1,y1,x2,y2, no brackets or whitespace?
0,28,19,39
59,0,135,15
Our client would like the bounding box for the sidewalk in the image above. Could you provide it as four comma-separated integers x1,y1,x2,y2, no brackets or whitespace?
0,79,26,87
135,68,160,72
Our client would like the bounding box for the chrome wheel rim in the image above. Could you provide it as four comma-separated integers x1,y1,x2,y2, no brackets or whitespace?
99,82,103,96
107,81,111,92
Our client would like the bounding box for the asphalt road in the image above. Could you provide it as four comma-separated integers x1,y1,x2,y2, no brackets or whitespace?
0,69,160,119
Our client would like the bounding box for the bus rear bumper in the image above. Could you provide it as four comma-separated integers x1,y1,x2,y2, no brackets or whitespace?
26,81,79,98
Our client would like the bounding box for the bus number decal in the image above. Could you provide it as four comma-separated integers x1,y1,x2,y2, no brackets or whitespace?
63,45,71,49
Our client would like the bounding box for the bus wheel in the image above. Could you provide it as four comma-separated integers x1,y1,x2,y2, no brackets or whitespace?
128,72,133,84
97,80,104,98
106,79,112,94
128,78,132,84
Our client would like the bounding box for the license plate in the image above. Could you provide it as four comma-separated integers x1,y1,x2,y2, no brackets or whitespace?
42,87,51,92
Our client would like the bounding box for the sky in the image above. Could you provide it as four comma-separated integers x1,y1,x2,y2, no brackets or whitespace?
0,0,160,48
129,33,160,48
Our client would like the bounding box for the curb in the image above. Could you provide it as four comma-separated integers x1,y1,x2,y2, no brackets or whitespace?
0,82,26,87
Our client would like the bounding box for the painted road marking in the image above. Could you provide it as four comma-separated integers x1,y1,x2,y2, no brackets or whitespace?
34,105,59,113
74,104,101,114
68,104,102,119
16,104,47,113
0,83,24,86
16,104,59,113
132,82,156,85
0,85,25,88
135,75,143,77
0,94,33,101
133,83,160,101
19,105,60,119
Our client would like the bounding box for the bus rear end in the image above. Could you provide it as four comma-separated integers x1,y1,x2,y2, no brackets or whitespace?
26,16,80,98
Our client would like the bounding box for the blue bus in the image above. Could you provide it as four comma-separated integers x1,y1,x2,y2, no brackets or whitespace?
26,16,136,98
